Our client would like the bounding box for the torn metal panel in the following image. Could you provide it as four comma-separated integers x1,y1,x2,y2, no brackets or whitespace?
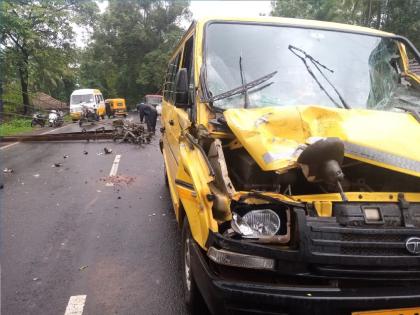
224,105,420,177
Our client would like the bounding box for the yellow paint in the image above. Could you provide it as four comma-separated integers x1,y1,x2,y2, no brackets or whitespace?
294,192,420,203
161,16,420,249
225,105,420,177
105,98,127,116
352,307,420,315
313,201,333,217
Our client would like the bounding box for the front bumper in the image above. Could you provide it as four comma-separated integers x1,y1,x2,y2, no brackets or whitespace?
70,112,81,120
191,242,420,315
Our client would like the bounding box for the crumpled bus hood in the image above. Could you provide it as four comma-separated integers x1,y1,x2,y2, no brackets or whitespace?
223,105,420,177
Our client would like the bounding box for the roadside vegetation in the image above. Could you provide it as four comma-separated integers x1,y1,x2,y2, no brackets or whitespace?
0,118,32,137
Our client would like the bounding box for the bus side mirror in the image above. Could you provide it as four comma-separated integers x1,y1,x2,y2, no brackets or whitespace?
174,68,190,108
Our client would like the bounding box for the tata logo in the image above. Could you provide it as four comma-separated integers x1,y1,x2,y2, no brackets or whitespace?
405,237,420,255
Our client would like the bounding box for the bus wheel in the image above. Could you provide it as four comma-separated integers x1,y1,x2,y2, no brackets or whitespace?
181,217,204,313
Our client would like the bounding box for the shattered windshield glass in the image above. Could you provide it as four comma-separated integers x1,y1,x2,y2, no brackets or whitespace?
205,23,420,110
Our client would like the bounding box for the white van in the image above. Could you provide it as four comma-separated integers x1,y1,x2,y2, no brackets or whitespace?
69,89,106,121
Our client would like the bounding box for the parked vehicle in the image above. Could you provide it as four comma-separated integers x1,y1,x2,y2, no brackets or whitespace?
69,89,106,121
160,16,420,315
31,112,47,127
78,105,99,127
104,98,128,118
48,110,64,127
145,94,162,115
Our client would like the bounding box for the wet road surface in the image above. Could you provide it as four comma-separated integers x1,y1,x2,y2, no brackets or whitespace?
2,115,194,314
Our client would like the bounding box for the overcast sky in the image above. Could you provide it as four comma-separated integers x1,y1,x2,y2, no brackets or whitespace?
189,1,271,19
75,1,272,47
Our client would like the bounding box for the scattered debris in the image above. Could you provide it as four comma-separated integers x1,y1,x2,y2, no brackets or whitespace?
63,155,69,159
33,174,40,178
33,277,39,281
117,196,121,199
3,168,14,173
79,265,88,271
83,151,88,155
100,175,135,186
96,152,104,156
112,119,152,144
96,190,101,193
52,163,62,168
104,147,113,154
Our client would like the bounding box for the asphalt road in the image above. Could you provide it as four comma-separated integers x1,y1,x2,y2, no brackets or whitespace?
2,115,193,314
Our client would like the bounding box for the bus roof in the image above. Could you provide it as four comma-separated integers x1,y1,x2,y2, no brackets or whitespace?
195,16,394,37
71,89,102,95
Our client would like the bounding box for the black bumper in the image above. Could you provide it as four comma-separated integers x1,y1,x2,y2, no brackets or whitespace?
191,243,420,315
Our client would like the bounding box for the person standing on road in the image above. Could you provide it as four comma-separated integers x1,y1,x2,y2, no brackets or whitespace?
137,102,146,123
143,103,158,134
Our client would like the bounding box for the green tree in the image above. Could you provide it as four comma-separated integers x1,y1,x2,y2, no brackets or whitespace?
0,0,97,114
271,0,420,48
79,0,190,106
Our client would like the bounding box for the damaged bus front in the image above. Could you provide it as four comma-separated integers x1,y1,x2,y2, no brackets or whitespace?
160,17,420,315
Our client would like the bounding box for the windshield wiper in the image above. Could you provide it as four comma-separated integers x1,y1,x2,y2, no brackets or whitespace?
239,56,251,108
206,70,277,104
288,45,351,109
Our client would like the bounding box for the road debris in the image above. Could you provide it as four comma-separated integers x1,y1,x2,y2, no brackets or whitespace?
63,155,69,159
33,174,40,178
79,265,88,271
112,119,152,144
104,147,112,154
117,196,121,199
3,168,14,173
52,163,62,167
32,277,39,281
100,175,135,186
83,151,88,155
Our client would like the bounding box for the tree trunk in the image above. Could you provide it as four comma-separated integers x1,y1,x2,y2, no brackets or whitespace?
18,57,30,115
375,0,382,29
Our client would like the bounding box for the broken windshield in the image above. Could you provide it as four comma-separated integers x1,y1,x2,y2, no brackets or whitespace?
205,23,420,111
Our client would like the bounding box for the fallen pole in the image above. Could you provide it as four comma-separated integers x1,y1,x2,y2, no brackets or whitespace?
1,129,114,142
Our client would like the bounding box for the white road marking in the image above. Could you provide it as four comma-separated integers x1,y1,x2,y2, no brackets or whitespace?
1,124,70,150
0,142,19,150
106,154,121,186
64,295,86,315
40,124,69,135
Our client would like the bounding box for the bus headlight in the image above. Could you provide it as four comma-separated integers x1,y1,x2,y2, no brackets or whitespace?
231,209,281,238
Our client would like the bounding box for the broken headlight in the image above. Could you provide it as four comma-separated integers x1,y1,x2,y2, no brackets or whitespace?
231,209,281,238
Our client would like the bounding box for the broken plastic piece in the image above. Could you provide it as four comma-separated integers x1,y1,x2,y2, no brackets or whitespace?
52,163,62,167
3,168,14,173
83,151,88,155
104,147,112,154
